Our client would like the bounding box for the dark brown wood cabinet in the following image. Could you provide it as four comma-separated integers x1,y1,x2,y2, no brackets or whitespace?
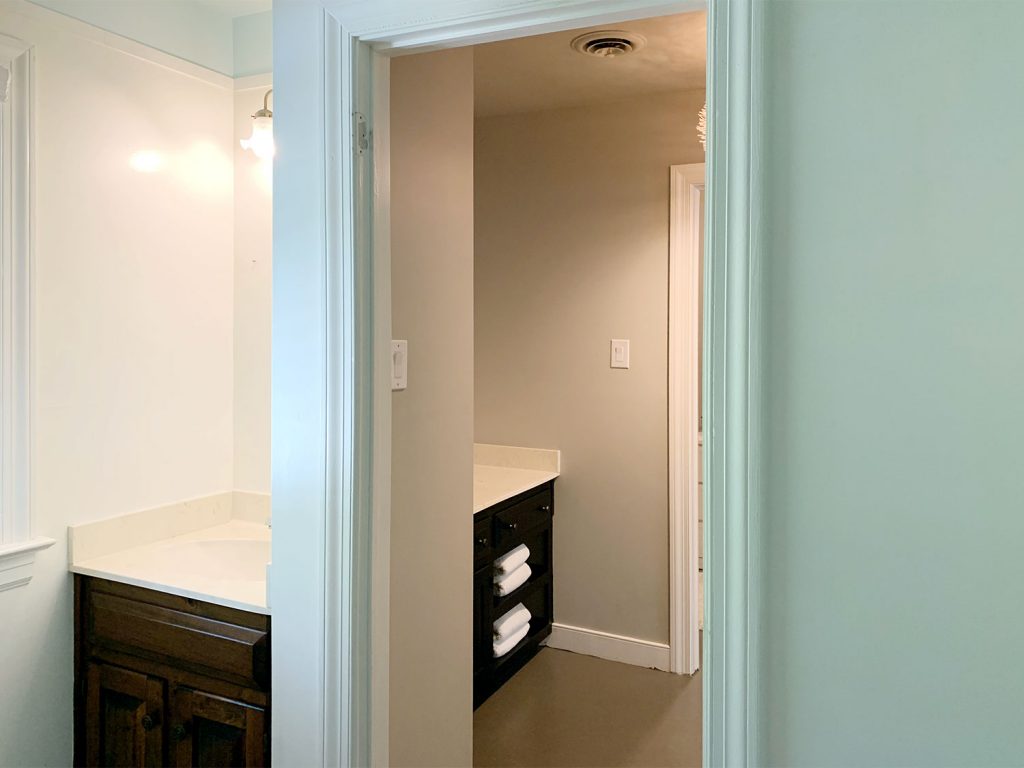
170,689,266,767
83,662,165,767
473,481,554,708
75,576,270,768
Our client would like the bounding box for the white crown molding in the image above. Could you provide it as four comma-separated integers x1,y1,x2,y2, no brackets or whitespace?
5,0,236,89
234,72,273,91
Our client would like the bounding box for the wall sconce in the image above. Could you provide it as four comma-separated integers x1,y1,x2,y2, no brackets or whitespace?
241,89,274,159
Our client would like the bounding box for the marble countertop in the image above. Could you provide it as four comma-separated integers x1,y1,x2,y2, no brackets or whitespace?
473,443,560,514
68,493,271,614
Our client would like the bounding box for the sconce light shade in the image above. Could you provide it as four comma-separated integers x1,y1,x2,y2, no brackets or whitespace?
241,89,274,159
241,115,274,159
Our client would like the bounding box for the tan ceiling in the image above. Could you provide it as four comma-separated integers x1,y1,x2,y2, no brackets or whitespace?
474,11,707,118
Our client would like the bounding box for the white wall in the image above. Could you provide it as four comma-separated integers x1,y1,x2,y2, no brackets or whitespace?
475,89,706,644
390,47,475,768
0,6,237,764
234,85,273,494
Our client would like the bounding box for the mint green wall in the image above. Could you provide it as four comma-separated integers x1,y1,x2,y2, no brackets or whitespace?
761,1,1024,764
26,1,271,77
27,0,234,74
234,11,272,76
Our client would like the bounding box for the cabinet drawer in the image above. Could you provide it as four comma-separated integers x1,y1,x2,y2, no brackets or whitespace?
474,518,492,569
87,592,269,690
494,487,553,550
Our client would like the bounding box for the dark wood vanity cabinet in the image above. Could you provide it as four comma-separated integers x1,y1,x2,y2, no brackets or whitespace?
474,481,554,708
75,576,270,768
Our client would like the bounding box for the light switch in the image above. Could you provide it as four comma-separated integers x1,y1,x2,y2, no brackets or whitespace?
610,339,630,369
391,340,407,390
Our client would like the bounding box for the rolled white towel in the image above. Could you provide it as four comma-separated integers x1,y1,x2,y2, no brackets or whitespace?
493,622,530,658
494,562,531,597
493,603,532,642
494,543,530,576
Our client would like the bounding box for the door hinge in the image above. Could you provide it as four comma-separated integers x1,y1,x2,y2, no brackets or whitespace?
354,112,369,156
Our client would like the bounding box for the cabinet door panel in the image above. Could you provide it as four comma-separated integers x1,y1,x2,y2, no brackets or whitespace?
172,688,267,768
83,662,165,768
493,488,553,551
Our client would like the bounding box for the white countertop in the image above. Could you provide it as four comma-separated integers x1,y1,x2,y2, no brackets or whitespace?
68,493,271,615
474,465,559,513
72,519,270,614
473,443,560,514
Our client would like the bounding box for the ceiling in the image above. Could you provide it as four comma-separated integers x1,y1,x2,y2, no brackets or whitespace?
474,11,707,118
202,0,273,18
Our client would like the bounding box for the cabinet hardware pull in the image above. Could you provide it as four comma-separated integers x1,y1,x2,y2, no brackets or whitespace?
502,521,518,530
476,536,488,546
539,505,551,513
141,714,158,732
171,724,189,742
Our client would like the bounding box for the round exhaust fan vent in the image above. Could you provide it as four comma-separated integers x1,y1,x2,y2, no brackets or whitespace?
570,30,647,58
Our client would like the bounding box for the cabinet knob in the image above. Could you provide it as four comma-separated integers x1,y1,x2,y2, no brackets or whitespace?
171,724,189,742
141,714,158,732
476,536,488,547
502,520,518,531
539,504,551,513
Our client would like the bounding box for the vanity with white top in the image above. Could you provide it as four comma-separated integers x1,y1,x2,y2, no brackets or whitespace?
68,494,272,767
473,444,559,708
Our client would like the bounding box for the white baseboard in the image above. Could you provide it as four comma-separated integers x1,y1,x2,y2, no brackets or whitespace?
543,622,671,672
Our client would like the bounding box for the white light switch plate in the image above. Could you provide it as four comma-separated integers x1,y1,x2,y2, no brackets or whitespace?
610,339,630,369
391,340,407,390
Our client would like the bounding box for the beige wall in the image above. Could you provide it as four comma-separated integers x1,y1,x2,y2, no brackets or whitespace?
390,48,475,767
233,85,272,494
474,89,706,644
0,6,235,765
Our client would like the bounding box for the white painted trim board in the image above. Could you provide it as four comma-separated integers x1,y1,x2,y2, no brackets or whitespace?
0,32,53,592
544,622,671,672
668,162,705,676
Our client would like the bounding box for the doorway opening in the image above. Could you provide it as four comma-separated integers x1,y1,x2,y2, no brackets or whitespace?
268,0,764,764
386,11,706,767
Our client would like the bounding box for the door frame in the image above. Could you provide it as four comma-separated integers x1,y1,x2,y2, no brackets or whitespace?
669,162,705,676
270,0,764,765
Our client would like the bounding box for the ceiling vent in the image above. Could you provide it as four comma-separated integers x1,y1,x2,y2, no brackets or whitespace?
570,30,647,58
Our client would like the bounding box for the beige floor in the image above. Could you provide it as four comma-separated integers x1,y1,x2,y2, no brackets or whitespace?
473,648,701,768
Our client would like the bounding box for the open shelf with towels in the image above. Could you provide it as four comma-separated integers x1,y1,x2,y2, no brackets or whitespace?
473,481,555,709
493,571,550,617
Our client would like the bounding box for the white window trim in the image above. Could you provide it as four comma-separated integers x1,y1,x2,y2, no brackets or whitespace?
0,33,52,592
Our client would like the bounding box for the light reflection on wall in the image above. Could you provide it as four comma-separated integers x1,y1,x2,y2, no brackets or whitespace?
129,150,164,173
128,142,234,201
249,159,272,197
175,140,233,199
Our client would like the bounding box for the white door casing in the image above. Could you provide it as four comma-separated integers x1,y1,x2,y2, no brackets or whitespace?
270,1,762,766
669,162,705,676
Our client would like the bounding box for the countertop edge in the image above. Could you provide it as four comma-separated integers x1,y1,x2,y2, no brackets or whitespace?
70,563,271,616
473,469,559,514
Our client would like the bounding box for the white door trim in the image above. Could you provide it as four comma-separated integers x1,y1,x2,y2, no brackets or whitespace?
272,1,763,765
669,162,705,676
